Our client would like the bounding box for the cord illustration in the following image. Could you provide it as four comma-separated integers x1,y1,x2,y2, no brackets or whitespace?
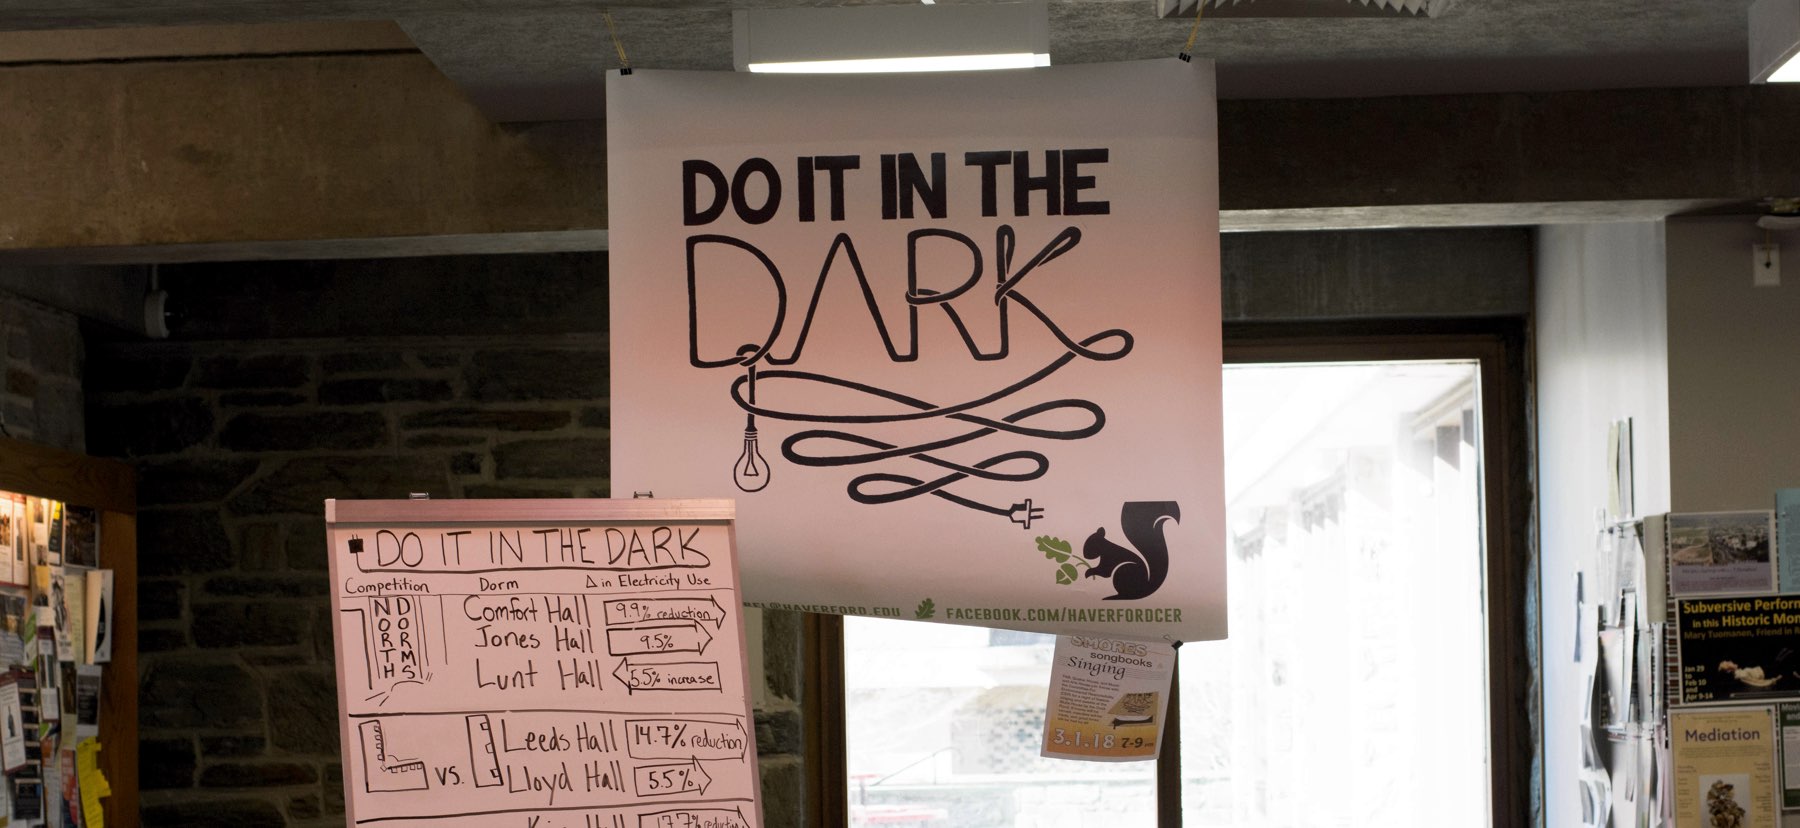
702,224,1133,528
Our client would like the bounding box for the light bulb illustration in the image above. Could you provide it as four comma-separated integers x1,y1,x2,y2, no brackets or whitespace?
734,413,771,492
732,360,772,493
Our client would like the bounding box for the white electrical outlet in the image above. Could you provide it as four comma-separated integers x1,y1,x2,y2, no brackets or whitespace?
1753,243,1781,287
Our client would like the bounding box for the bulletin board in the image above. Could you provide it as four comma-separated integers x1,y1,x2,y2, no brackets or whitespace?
324,498,761,828
0,435,136,827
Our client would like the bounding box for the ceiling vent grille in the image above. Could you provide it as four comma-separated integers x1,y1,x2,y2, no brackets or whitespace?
1156,0,1459,19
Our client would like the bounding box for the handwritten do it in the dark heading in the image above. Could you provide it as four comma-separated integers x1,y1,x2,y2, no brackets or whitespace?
683,149,1111,226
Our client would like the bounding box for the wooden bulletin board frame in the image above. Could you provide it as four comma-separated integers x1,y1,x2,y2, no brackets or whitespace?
0,435,137,826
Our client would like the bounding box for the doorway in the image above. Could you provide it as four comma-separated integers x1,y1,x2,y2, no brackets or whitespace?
824,327,1534,828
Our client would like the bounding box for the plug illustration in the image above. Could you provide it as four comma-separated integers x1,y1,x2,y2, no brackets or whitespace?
1008,499,1044,530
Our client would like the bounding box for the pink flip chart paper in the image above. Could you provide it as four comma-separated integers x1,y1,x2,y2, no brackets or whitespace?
325,498,761,828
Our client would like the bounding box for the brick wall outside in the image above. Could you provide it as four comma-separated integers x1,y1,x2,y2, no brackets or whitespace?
2,291,85,452
86,331,810,826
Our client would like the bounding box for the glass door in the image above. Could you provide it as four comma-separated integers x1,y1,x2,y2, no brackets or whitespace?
1179,361,1490,827
840,358,1497,827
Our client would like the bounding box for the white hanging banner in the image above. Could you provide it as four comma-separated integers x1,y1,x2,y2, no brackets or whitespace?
608,59,1224,642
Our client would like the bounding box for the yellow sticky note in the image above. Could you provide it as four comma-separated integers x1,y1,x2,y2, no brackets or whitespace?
75,738,109,828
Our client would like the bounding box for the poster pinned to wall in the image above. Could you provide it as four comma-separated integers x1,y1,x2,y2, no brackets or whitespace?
60,507,97,570
1675,596,1800,705
0,679,23,773
1669,511,1775,597
608,59,1225,642
1777,702,1800,810
1040,634,1173,762
5,494,24,588
1671,707,1777,828
84,569,112,664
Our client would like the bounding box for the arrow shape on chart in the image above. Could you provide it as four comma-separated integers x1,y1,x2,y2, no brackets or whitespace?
631,758,713,797
690,758,712,796
634,808,749,828
606,620,713,656
611,658,723,694
624,718,748,760
601,597,728,630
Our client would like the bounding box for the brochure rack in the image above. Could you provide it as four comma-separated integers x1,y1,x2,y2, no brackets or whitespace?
1591,505,1797,827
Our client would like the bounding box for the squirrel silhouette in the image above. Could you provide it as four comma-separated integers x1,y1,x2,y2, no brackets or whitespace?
1082,501,1181,600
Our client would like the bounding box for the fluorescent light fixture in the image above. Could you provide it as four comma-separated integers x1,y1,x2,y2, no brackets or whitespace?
734,2,1049,74
749,53,1050,75
1750,0,1800,82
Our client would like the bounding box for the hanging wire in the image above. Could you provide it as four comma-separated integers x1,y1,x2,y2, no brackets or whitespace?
603,9,632,75
1179,1,1206,62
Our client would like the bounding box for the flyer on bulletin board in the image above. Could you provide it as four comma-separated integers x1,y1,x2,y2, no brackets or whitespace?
1779,703,1800,810
1041,635,1173,761
1675,596,1800,705
1668,511,1775,597
1671,707,1777,828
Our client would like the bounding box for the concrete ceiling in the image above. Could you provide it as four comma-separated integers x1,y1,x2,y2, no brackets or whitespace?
0,0,1781,267
0,1,1760,121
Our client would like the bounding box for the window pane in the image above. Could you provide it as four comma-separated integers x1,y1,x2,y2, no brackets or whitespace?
1179,361,1490,827
845,616,1158,827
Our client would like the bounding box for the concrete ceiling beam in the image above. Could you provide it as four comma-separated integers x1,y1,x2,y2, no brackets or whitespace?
1219,86,1800,211
2,51,1797,262
0,53,605,260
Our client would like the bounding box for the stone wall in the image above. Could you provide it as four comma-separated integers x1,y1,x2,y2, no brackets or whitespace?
83,259,811,826
1,289,85,452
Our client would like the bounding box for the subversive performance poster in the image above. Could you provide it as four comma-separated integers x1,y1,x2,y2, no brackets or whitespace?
608,60,1224,642
1676,596,1800,705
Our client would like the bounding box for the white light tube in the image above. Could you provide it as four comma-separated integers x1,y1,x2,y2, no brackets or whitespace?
748,52,1050,74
